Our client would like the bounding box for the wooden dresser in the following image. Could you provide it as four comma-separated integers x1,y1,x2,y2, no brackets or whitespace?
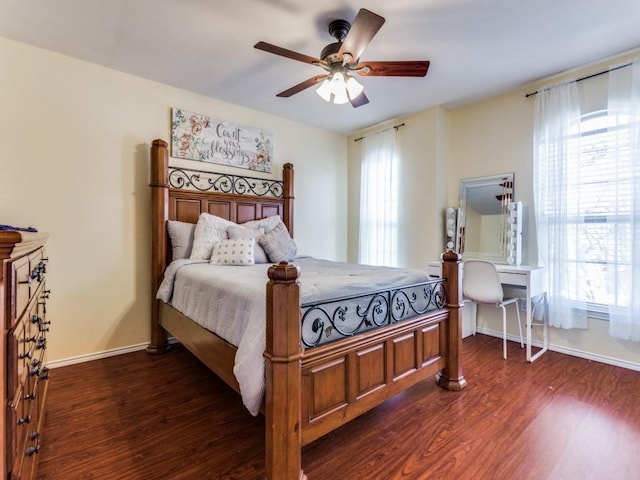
1,231,50,480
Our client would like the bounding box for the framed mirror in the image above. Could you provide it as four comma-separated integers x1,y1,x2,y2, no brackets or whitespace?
457,173,514,264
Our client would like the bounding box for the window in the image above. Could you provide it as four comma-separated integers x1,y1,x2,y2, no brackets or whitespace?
358,128,399,266
552,111,635,317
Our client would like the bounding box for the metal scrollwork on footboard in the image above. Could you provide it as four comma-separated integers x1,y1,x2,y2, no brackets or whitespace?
301,279,447,348
168,166,284,197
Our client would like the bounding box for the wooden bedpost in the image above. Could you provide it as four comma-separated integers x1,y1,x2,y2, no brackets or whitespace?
282,163,294,237
147,139,170,354
437,250,467,390
264,262,307,480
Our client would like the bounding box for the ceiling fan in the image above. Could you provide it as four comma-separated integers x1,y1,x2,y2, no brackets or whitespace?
254,8,430,108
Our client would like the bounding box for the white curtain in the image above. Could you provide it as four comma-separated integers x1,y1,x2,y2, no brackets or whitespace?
608,58,640,341
533,80,588,329
358,128,398,266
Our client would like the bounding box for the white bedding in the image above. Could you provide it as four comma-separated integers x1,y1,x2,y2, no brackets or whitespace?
157,257,429,416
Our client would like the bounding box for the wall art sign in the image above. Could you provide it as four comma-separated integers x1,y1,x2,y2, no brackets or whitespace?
171,108,273,173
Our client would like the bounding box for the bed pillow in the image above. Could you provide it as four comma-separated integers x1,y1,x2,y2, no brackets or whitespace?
258,222,297,263
190,213,236,260
167,220,195,260
241,215,282,233
227,225,268,263
210,238,255,266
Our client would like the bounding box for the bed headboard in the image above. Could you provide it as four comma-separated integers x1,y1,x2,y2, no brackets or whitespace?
148,138,294,350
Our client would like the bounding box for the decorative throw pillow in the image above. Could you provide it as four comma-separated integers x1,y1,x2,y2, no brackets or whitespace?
258,222,297,263
167,220,195,260
227,225,268,263
210,238,255,266
241,215,282,233
190,213,236,260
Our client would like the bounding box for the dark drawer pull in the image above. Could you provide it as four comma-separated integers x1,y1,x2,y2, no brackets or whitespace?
36,337,47,350
29,261,46,281
26,444,40,457
18,351,33,360
29,360,42,377
39,367,50,381
31,314,41,325
30,266,43,282
23,391,37,401
24,335,37,344
17,415,31,425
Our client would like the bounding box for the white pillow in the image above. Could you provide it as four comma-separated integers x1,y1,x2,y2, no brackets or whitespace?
167,220,195,260
241,215,282,233
259,222,297,263
190,213,236,260
210,238,255,266
227,225,268,263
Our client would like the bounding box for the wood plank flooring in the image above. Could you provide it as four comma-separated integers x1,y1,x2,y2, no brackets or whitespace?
37,335,640,479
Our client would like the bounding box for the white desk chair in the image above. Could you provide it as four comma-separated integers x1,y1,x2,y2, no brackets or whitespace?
463,260,524,359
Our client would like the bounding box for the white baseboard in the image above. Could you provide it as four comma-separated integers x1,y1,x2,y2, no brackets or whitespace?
476,327,640,372
46,337,179,369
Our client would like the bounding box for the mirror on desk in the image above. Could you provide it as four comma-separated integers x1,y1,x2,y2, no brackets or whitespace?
457,173,519,264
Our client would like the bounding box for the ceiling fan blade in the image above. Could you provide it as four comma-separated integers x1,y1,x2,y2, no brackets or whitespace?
254,41,327,67
349,91,369,108
276,75,327,97
338,9,385,63
357,61,430,77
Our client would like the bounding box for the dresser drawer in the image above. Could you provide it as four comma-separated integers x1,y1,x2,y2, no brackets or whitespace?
7,304,48,397
12,256,31,329
7,380,38,479
10,377,44,480
6,248,47,330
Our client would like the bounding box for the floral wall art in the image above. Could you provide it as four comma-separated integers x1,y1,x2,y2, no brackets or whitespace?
171,108,273,173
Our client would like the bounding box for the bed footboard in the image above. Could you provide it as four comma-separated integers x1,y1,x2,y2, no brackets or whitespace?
264,252,465,480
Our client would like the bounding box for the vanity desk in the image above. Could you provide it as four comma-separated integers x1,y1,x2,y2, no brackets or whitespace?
427,261,547,362
440,172,548,362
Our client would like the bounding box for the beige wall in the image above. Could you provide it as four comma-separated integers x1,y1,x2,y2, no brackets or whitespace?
348,49,640,369
3,35,638,370
0,38,347,363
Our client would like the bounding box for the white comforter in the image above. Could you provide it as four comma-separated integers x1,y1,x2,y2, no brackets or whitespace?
157,257,429,415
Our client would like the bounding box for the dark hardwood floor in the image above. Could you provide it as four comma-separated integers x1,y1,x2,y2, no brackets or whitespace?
38,334,640,479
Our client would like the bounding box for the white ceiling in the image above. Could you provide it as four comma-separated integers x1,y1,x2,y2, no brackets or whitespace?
2,0,640,135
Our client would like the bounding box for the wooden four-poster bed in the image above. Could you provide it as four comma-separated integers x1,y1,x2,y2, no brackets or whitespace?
147,139,465,479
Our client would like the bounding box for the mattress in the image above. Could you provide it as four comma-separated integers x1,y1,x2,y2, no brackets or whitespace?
157,257,432,415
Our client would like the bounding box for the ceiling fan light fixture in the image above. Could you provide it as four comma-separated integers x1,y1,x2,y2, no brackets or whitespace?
329,72,349,104
345,75,364,99
316,78,333,102
316,72,363,105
